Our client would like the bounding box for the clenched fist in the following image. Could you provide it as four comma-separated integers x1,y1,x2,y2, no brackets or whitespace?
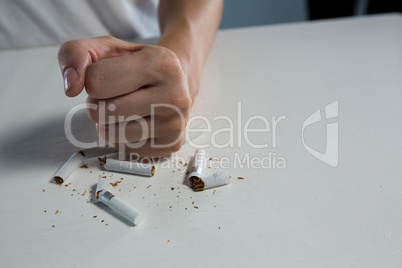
58,36,195,157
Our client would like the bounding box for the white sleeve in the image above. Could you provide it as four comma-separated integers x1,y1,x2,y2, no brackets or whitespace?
0,0,160,50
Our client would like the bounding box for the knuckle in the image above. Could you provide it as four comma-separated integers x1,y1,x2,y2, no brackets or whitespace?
167,117,186,132
58,40,81,65
96,35,115,40
146,46,183,79
160,55,183,79
165,92,192,110
170,142,182,153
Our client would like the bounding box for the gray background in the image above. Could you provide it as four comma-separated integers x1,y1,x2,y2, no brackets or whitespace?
220,0,308,29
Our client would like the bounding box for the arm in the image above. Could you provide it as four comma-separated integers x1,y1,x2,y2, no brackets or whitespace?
157,0,223,100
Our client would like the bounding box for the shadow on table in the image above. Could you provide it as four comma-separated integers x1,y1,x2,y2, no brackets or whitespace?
0,110,99,168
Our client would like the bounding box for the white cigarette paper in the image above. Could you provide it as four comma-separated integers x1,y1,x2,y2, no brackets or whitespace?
104,159,155,177
53,147,118,184
96,179,143,226
107,196,143,226
202,171,231,190
190,171,231,192
53,151,85,184
187,149,206,181
95,177,108,200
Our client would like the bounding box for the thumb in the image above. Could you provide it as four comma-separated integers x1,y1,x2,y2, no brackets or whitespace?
57,36,144,97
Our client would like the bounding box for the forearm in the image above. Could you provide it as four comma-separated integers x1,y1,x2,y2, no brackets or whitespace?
157,0,223,98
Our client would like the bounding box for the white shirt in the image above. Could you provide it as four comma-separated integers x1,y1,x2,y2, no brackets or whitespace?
0,0,160,50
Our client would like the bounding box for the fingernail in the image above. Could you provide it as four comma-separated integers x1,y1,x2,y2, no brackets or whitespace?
63,67,78,92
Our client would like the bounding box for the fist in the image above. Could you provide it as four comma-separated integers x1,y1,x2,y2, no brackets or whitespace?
58,36,193,157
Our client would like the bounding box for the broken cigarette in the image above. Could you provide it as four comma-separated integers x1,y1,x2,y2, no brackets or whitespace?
188,149,207,191
53,147,118,184
187,149,206,183
96,177,143,226
190,171,231,192
104,159,155,177
95,177,109,200
53,151,85,184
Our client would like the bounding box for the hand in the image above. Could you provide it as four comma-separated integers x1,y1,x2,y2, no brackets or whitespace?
58,36,195,157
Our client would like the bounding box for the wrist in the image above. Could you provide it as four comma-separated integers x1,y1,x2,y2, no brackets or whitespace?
156,23,203,101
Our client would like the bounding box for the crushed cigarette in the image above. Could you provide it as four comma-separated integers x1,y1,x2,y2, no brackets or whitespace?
53,147,117,184
53,151,85,184
98,155,107,166
96,177,108,200
80,163,88,169
104,159,155,177
187,149,206,188
190,171,231,192
189,176,205,192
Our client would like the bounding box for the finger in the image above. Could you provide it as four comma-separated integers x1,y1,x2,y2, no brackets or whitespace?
97,117,153,143
86,88,191,125
58,36,144,97
86,90,154,124
85,51,161,99
86,87,155,124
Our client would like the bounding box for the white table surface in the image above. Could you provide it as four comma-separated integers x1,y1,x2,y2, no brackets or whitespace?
0,14,401,267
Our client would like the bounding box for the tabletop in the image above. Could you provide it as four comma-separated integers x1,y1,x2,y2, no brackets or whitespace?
0,14,401,267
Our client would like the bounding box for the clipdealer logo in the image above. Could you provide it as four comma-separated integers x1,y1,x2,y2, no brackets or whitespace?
63,101,339,169
301,101,339,167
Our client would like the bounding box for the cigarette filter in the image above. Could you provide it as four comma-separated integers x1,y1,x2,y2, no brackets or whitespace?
187,149,206,181
191,171,231,192
95,178,143,226
53,151,85,184
104,159,155,177
99,191,143,226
